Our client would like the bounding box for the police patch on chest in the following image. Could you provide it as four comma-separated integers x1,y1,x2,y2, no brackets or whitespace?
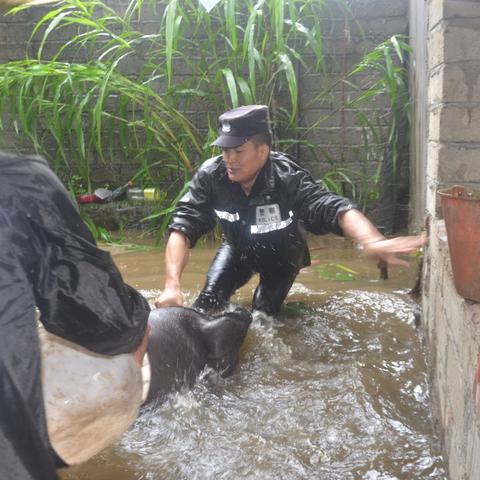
255,204,281,225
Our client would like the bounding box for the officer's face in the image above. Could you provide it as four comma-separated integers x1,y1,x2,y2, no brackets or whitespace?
222,141,269,186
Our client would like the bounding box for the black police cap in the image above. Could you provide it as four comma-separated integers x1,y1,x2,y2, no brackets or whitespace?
211,105,272,149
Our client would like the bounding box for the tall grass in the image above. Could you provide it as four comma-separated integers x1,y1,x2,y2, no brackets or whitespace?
0,59,200,192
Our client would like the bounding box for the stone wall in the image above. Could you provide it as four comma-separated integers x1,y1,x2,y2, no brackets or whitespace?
412,0,480,478
0,0,408,189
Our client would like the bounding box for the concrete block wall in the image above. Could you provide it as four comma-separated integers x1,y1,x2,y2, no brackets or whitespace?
423,221,480,480
412,0,480,478
0,0,408,185
425,0,480,214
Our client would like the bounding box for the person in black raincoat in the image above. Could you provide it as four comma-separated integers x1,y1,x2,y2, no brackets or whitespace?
154,105,425,315
0,151,150,480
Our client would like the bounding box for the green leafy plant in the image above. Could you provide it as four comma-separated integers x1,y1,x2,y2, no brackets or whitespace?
67,173,89,196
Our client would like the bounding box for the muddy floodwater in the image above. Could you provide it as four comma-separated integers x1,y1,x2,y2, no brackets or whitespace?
61,235,446,480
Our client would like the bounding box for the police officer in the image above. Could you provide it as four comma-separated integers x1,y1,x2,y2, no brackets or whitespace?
155,105,424,315
0,151,150,480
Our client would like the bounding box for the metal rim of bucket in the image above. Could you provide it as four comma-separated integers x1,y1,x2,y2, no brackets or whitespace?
438,185,480,201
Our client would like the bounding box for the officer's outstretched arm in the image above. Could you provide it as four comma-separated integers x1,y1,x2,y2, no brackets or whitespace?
338,209,426,267
154,231,190,307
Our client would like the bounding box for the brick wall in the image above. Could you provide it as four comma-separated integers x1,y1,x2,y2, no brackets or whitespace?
299,0,408,180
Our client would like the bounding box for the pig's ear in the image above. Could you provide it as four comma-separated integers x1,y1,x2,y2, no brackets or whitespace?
200,310,252,377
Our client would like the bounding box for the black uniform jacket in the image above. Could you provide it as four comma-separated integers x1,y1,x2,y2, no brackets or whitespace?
169,151,356,273
0,152,150,480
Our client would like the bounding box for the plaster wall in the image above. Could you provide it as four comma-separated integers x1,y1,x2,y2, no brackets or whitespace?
412,1,480,478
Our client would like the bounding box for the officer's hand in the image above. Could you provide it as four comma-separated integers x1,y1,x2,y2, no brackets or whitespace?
154,287,184,308
362,234,427,267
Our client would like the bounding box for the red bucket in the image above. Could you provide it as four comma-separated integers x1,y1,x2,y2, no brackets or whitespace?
438,185,480,302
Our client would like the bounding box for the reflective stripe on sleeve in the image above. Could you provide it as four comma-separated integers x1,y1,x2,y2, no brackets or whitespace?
214,209,240,222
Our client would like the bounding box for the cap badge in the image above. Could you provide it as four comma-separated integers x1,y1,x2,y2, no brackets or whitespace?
221,120,231,133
